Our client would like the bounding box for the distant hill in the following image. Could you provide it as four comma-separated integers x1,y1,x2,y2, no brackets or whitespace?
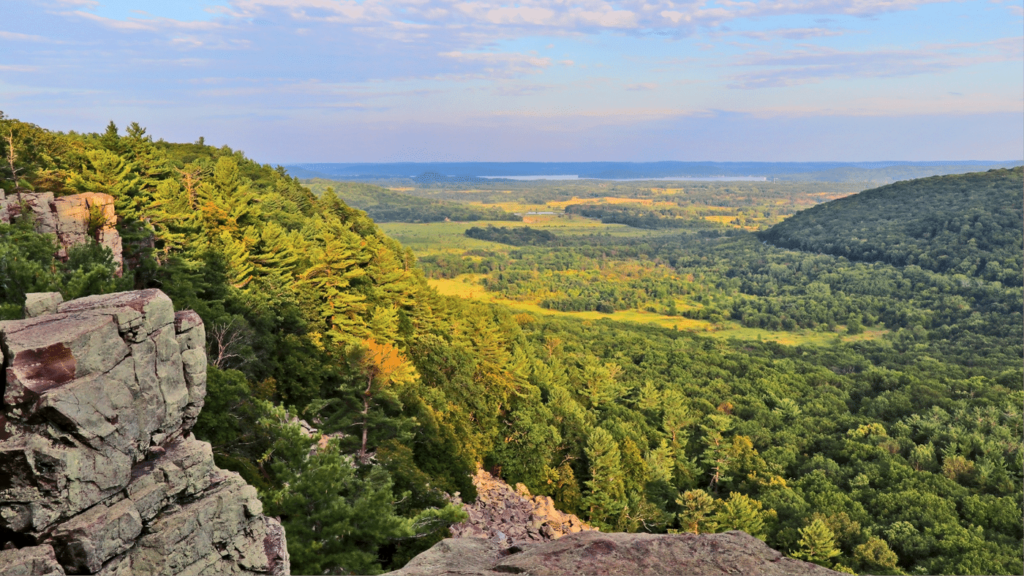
302,178,518,222
282,161,1022,183
760,167,1023,285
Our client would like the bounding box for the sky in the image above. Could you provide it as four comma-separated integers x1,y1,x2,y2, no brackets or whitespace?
1,0,1022,162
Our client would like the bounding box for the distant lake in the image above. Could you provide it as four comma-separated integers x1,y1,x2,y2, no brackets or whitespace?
480,175,768,181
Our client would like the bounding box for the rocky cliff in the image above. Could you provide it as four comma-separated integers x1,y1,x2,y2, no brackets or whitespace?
0,191,123,275
0,290,288,575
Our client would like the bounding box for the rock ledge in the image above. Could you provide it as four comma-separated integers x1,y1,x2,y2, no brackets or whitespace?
386,530,844,576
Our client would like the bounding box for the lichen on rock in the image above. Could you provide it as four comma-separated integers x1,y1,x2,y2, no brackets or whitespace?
0,290,289,576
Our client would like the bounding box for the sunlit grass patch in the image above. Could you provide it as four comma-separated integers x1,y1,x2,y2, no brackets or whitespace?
427,274,888,346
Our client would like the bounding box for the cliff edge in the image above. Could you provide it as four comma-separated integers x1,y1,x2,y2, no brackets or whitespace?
0,290,288,575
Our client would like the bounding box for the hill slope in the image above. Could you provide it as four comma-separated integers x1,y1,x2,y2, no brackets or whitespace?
760,168,1023,285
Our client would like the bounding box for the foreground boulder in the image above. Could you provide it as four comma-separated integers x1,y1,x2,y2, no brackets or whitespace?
0,290,288,575
386,530,844,576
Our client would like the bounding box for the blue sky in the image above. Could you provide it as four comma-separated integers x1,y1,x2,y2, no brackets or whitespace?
1,0,1021,162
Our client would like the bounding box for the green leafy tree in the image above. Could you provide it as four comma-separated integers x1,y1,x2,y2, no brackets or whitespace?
854,537,903,575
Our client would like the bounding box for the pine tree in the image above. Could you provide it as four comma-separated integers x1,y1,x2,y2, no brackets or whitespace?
584,427,625,528
675,489,719,534
259,403,415,575
661,389,693,449
793,518,841,566
356,338,418,463
712,492,770,540
701,413,733,491
645,439,675,485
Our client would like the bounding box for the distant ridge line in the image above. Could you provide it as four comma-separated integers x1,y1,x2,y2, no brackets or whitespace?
282,160,1022,183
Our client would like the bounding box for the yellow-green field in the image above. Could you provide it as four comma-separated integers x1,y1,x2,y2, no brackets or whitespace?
426,273,885,347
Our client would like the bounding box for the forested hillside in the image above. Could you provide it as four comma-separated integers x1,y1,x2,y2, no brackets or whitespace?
2,114,1021,576
760,168,1023,285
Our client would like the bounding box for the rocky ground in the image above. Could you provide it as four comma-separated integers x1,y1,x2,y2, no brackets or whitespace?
0,290,289,575
403,467,843,576
447,467,596,545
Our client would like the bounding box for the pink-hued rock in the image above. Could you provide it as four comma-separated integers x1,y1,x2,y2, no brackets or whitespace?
0,544,66,576
0,290,289,576
51,193,123,275
448,467,596,546
386,530,845,576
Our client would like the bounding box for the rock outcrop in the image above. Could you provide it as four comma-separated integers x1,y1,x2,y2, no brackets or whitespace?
386,530,845,576
0,290,289,575
448,468,596,545
0,191,123,275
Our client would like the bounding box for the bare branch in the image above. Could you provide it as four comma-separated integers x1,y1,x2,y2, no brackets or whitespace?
207,317,252,369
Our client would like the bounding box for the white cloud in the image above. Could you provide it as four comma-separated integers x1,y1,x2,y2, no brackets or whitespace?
440,50,552,77
738,27,846,40
0,31,54,42
728,37,1024,89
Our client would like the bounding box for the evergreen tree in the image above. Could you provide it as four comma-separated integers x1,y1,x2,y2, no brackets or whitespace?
676,489,719,534
584,427,625,528
259,403,415,575
793,518,842,566
701,413,733,491
712,492,771,540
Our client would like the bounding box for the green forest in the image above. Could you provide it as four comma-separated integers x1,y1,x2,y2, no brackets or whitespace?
761,169,1023,286
1,113,1021,576
302,178,519,223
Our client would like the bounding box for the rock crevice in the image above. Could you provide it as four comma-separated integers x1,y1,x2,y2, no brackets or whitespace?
0,290,288,576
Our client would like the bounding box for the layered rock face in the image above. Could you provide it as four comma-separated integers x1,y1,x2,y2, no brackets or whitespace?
0,191,123,275
387,530,844,576
0,290,288,575
448,468,596,545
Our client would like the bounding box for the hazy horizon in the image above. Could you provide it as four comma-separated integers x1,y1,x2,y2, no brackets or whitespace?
3,0,1021,164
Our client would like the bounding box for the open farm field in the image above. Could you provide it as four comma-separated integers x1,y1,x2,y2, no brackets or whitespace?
381,217,668,254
